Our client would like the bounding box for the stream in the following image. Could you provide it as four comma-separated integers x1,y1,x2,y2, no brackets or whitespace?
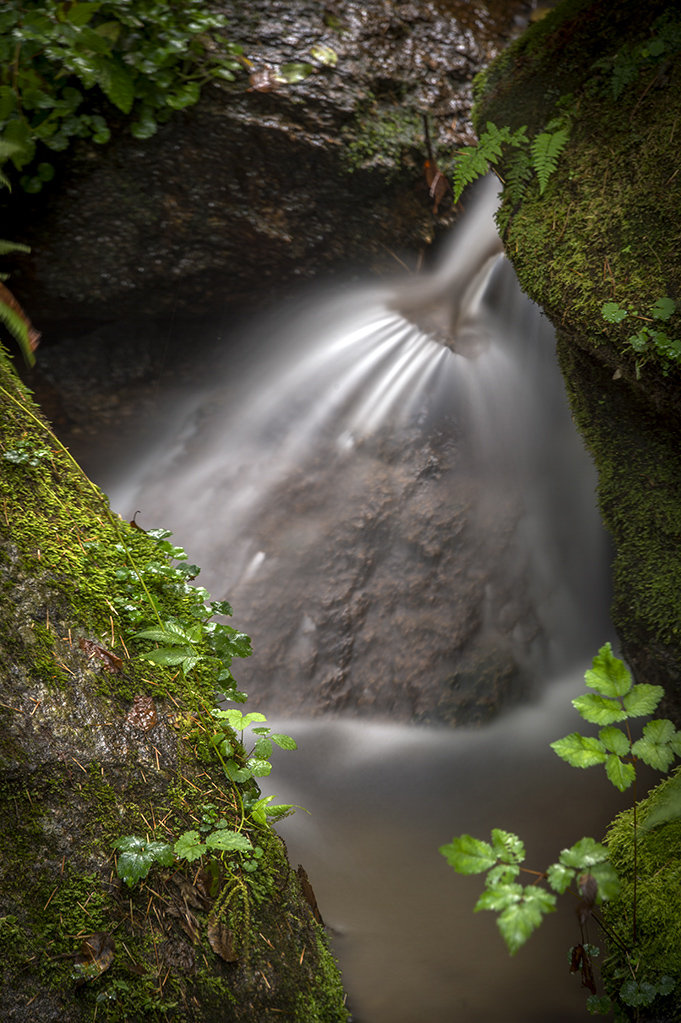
63,178,622,1020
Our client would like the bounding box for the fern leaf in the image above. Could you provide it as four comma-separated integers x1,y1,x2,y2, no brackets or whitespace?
452,145,491,202
530,128,569,194
0,239,31,256
0,297,35,367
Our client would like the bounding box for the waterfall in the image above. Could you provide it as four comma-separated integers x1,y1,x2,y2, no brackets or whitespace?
82,178,619,1020
102,176,611,721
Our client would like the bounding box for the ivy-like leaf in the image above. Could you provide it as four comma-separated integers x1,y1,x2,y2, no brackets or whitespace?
550,733,607,768
605,753,636,792
270,732,298,751
572,693,626,725
112,835,173,887
623,683,664,717
439,834,497,874
602,302,629,324
590,861,620,901
652,296,676,321
584,643,632,697
174,830,207,863
246,757,272,778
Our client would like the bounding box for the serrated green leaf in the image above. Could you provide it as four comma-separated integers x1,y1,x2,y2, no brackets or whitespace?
559,837,609,869
0,297,35,367
605,753,636,791
547,861,575,894
439,834,496,874
623,683,664,717
174,830,207,862
584,643,632,697
112,835,173,887
205,829,253,854
530,127,569,193
598,726,630,756
475,882,523,912
491,828,525,864
631,735,675,772
572,693,626,724
496,888,555,955
550,733,607,768
485,863,521,886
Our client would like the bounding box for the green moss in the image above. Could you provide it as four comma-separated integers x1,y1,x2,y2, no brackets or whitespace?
602,771,681,1018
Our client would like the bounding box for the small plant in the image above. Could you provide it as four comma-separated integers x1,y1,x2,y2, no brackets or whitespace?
601,296,679,371
450,117,570,203
2,436,51,466
441,643,681,1013
208,707,298,783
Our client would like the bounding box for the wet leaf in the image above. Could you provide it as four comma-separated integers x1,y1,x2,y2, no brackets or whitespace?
79,637,123,673
279,62,314,84
72,931,115,984
125,693,157,732
207,918,238,961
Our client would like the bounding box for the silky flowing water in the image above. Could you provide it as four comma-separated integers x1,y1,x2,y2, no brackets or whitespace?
77,179,622,1019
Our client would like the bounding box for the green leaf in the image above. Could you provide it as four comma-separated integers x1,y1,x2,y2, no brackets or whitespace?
252,736,273,759
652,296,676,321
270,732,298,751
310,44,338,66
598,726,630,756
279,62,315,83
605,753,636,792
475,882,523,912
112,836,173,887
205,829,253,854
590,862,620,901
174,830,207,862
572,693,626,724
0,298,35,368
97,57,135,114
550,733,607,768
601,302,628,324
496,888,556,954
547,861,575,893
439,834,496,874
491,828,525,864
223,760,252,783
623,683,664,717
559,837,609,869
246,757,272,778
632,719,678,771
584,643,632,697
66,3,102,27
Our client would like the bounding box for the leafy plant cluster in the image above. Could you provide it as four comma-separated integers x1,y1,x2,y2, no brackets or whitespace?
450,117,570,204
441,643,681,1016
102,526,252,699
112,709,297,889
601,296,679,373
0,0,244,191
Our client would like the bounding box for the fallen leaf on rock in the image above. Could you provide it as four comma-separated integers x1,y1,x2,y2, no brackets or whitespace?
126,693,158,732
79,638,123,673
72,932,115,985
207,918,238,962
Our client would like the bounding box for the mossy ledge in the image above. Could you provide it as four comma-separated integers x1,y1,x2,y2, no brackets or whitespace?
474,2,681,1016
475,0,681,707
0,357,349,1021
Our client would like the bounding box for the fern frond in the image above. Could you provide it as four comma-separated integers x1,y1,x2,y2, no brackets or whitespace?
530,128,569,194
0,294,36,368
452,145,492,202
0,239,31,256
452,123,528,202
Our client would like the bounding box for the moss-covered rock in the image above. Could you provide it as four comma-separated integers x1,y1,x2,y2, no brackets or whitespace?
0,358,349,1021
473,0,681,713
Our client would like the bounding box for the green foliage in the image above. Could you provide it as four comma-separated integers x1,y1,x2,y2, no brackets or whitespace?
0,0,244,189
111,834,175,887
595,12,681,100
451,119,569,203
442,643,681,1010
208,706,297,785
601,297,680,373
550,642,681,792
2,436,51,466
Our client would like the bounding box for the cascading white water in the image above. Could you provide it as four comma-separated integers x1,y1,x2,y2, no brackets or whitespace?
85,177,618,1019
101,177,610,720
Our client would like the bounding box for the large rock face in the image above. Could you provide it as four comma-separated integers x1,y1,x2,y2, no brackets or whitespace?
7,0,531,327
